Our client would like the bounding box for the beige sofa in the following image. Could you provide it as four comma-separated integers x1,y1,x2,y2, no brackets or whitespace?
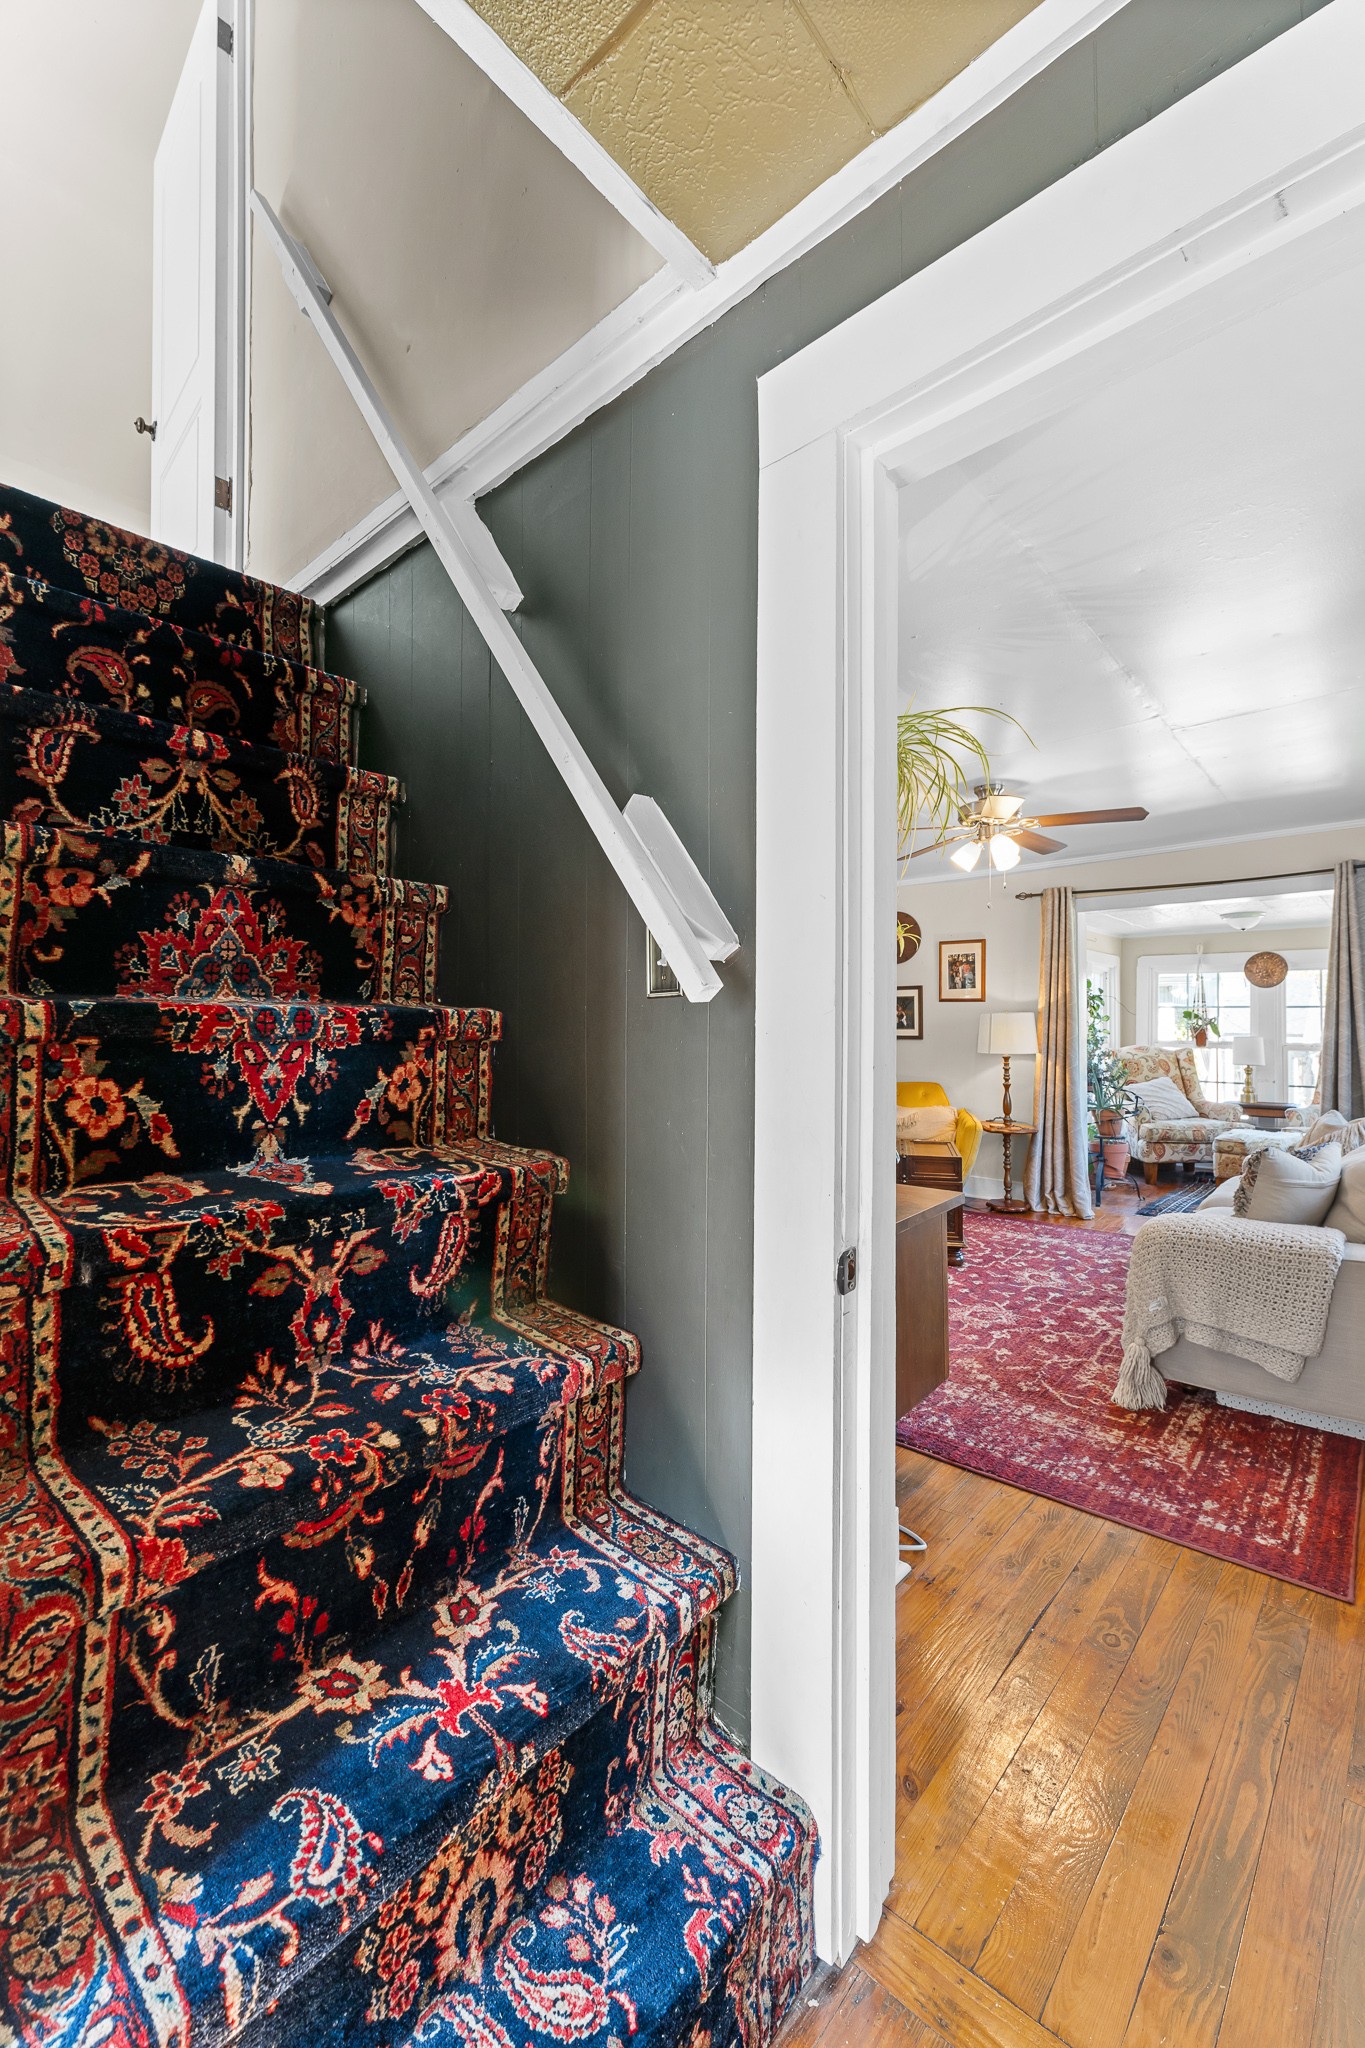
1149,1119,1365,1432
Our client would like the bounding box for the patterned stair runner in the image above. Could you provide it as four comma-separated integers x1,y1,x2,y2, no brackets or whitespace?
0,488,815,2048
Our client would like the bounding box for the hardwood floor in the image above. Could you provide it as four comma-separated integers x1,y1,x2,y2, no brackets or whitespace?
776,1195,1365,2048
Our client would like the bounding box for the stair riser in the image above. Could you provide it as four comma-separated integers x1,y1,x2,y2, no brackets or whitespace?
0,999,495,1194
0,562,354,764
0,685,396,874
0,480,316,661
0,825,445,1005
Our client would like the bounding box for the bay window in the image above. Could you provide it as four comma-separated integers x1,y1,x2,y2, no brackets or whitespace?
1137,951,1327,1107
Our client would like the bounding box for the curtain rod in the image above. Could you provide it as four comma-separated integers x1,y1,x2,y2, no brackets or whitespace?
1014,866,1337,901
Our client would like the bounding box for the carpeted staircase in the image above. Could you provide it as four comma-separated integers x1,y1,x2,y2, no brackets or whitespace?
0,482,815,2048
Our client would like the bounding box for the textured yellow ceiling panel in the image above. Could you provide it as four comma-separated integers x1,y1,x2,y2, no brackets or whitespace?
801,0,1043,134
467,0,1045,263
565,0,873,263
469,0,639,96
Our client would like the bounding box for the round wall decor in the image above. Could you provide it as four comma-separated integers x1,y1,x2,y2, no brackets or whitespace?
1244,950,1289,988
897,911,922,964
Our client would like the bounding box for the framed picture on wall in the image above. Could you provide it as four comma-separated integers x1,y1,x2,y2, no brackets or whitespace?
896,987,923,1039
939,938,986,1001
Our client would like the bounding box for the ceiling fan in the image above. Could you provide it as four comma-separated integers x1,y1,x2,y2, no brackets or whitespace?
905,783,1149,872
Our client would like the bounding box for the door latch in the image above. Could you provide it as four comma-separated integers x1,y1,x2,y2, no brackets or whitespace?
836,1246,857,1295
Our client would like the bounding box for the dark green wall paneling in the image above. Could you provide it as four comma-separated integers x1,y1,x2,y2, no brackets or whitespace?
327,0,1323,1738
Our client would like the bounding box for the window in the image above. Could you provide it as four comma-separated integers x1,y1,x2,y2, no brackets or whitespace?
1137,950,1328,1106
1086,954,1119,1049
1151,966,1249,1099
1283,965,1326,1107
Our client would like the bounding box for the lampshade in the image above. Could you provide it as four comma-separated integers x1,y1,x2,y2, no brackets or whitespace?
988,833,1021,871
1232,1034,1266,1066
978,1011,1038,1057
950,839,982,871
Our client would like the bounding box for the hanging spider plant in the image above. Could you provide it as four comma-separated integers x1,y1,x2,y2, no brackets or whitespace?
897,703,1034,855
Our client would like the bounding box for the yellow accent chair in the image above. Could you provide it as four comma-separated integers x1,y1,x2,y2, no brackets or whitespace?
896,1082,983,1177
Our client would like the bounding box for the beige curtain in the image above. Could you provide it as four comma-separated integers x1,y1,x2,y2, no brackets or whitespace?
1322,860,1365,1117
1025,885,1094,1219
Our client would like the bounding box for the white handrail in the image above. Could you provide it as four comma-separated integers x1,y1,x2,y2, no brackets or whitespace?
252,191,737,1002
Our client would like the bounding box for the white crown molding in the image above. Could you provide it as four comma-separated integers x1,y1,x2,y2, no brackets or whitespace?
294,0,1134,607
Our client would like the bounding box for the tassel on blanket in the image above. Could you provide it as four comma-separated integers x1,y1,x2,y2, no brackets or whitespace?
1115,1340,1168,1411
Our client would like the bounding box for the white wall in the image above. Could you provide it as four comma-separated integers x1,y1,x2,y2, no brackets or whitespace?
247,0,662,583
0,1,197,529
898,824,1364,1200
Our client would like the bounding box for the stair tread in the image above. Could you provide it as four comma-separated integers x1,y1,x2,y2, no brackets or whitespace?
0,997,499,1192
0,479,316,661
0,559,355,764
0,677,397,797
0,821,447,1007
0,677,399,875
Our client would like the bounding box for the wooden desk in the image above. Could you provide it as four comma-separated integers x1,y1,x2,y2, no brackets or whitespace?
895,1185,959,1419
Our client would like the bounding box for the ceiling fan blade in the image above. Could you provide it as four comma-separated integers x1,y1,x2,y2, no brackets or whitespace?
1012,829,1067,855
904,836,965,858
1028,807,1149,827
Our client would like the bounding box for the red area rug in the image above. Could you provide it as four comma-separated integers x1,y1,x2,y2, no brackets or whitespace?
897,1211,1363,1600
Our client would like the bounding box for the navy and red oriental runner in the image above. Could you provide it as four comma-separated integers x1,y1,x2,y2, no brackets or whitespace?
0,481,815,2048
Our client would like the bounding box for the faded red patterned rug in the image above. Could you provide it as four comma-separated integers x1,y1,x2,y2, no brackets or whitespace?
897,1211,1363,1600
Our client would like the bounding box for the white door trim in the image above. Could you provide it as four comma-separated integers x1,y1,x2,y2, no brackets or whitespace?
751,1,1365,1963
291,0,1134,604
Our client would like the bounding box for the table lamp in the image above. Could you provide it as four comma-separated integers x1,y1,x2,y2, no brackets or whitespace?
978,1011,1039,1122
1232,1034,1265,1106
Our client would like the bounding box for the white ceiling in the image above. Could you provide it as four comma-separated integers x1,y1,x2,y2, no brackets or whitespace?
898,226,1365,869
1081,889,1333,938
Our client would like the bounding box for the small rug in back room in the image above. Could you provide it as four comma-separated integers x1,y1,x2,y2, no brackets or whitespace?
897,1211,1362,1600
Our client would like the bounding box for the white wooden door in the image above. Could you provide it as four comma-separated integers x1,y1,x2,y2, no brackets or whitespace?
151,0,236,560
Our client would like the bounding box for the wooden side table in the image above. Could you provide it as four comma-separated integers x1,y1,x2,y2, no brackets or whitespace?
1240,1102,1293,1129
980,1117,1036,1215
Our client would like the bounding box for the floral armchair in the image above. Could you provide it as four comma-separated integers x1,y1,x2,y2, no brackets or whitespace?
1111,1044,1283,1185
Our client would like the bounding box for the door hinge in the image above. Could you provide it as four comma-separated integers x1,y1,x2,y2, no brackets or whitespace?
836,1246,857,1296
217,17,234,55
214,476,234,514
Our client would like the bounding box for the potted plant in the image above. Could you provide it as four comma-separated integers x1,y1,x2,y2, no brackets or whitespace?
1090,1052,1135,1176
1180,1006,1220,1050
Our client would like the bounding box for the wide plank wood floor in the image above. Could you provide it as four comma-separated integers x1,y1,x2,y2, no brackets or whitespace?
776,1194,1365,2048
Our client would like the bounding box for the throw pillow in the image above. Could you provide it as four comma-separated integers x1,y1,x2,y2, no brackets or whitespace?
1324,1147,1365,1244
1129,1076,1194,1121
896,1103,957,1145
1305,1110,1347,1147
1233,1139,1343,1226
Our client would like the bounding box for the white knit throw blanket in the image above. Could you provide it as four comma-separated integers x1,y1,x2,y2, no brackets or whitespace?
1115,1213,1346,1411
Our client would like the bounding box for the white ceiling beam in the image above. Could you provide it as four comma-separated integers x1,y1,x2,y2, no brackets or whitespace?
414,0,715,290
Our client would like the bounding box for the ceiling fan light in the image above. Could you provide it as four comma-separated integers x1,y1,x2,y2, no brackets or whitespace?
989,833,1021,872
951,839,983,872
978,791,1023,823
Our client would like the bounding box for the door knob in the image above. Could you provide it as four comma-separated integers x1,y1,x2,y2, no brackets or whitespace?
134,416,157,440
